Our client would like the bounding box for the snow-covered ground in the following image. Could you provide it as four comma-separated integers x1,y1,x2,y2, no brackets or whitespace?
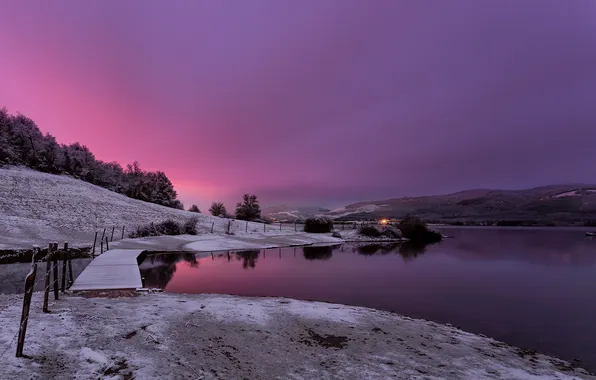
337,229,406,243
0,292,592,380
0,167,342,250
107,232,343,253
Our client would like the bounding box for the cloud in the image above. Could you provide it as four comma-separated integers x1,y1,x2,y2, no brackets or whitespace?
1,0,595,207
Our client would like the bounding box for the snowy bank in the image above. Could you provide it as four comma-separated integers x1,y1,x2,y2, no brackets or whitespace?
0,292,593,380
0,167,344,250
108,231,343,253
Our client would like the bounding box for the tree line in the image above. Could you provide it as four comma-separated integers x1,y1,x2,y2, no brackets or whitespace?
0,108,183,209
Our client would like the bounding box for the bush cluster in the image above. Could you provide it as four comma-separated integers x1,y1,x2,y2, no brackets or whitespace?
358,225,382,237
129,217,198,238
397,216,442,243
304,217,334,233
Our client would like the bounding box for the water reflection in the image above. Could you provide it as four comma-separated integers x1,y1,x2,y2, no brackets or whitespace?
235,250,260,269
355,242,431,260
303,246,333,260
140,252,198,288
434,227,596,266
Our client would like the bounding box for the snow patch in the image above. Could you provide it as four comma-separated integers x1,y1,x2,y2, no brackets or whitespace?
80,347,109,365
280,299,361,324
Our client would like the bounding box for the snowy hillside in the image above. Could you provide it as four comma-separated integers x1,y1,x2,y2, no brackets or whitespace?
0,167,236,249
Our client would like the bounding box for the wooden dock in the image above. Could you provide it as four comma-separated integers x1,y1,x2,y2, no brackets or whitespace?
70,249,145,291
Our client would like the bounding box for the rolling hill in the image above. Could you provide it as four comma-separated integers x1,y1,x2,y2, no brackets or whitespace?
263,186,596,225
0,167,228,249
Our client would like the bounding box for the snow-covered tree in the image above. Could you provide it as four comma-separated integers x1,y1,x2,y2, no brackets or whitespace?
235,194,261,221
0,109,184,209
209,202,227,217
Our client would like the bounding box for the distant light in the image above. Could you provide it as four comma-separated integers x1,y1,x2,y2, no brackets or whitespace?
380,219,388,225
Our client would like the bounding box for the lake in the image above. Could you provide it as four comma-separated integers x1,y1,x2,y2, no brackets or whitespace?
138,227,596,371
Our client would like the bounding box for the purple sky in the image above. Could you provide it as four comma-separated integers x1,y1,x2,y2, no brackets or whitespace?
1,0,596,209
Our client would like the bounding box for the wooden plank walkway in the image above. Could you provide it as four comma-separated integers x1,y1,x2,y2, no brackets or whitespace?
70,249,144,291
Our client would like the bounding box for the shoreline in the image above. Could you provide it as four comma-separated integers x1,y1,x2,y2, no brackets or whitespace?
0,291,593,379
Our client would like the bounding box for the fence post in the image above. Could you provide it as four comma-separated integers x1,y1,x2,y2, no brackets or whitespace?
110,226,115,241
264,223,266,233
92,231,98,258
67,243,73,289
61,242,68,292
52,242,59,300
100,228,106,246
43,243,52,312
16,251,37,358
246,221,248,233
211,222,214,233
105,236,109,251
295,221,297,232
121,226,125,239
100,239,104,255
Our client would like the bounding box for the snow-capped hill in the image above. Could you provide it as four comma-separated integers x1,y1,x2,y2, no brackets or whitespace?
325,204,384,219
262,206,330,221
549,189,596,198
0,167,231,248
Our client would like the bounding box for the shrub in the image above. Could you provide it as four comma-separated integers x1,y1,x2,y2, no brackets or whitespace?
129,219,196,238
156,219,182,235
209,202,227,217
188,204,201,213
380,226,403,239
359,225,382,237
398,216,442,243
183,217,199,235
304,217,334,233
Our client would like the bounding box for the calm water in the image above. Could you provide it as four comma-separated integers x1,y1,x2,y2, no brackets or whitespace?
138,227,596,371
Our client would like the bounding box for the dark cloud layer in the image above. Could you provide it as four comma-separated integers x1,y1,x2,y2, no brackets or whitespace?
1,0,595,208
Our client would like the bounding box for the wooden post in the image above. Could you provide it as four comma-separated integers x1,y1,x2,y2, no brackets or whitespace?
61,242,68,292
105,236,109,251
67,247,74,289
43,243,52,313
211,222,214,233
246,221,248,233
227,220,231,234
110,226,115,241
92,231,98,258
295,221,297,232
211,252,214,260
100,228,106,246
16,257,37,357
53,243,59,300
121,226,125,239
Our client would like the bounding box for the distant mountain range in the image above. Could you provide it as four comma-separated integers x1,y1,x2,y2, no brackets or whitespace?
263,185,596,225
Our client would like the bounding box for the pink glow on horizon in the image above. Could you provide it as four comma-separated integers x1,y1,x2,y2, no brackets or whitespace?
1,1,596,209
